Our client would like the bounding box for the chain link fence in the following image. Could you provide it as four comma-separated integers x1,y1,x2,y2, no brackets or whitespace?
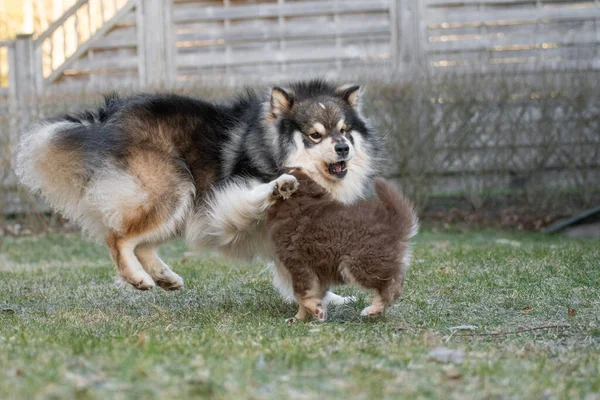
1,70,599,231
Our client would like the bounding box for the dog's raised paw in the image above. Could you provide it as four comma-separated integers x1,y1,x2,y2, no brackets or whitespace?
273,174,299,199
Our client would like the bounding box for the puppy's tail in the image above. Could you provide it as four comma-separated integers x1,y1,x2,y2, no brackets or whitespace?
375,178,419,240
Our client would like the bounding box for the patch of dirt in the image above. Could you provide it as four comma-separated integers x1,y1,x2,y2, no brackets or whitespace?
422,193,600,231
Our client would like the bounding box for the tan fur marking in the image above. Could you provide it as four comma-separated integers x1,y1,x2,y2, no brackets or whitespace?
106,233,154,290
119,149,187,236
361,293,386,317
295,286,326,321
135,243,184,290
312,122,326,135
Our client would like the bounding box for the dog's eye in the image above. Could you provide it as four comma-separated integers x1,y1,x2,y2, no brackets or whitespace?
309,132,322,141
340,127,350,134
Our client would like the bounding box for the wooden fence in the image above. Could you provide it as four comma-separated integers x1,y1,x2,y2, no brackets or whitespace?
2,0,600,98
1,0,600,215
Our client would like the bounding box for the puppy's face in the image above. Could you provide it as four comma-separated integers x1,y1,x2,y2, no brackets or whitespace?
265,81,376,204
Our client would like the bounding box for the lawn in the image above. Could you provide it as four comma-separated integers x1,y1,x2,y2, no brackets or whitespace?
0,228,599,399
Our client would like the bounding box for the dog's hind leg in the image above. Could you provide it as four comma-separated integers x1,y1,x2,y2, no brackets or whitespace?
106,234,155,290
135,243,184,290
90,150,194,290
271,263,353,307
361,278,404,318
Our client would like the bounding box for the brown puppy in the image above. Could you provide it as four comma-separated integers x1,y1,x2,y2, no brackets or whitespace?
266,169,419,322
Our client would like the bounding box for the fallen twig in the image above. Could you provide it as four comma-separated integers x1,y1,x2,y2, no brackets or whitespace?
452,324,570,337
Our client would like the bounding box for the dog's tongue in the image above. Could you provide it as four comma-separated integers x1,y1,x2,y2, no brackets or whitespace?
333,163,343,173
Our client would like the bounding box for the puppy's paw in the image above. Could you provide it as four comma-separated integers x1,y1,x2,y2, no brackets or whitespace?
314,306,326,321
272,174,299,200
360,306,384,318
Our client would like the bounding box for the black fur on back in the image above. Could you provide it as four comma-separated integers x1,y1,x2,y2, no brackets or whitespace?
47,79,381,197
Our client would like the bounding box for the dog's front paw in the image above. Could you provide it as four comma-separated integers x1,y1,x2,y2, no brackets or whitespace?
272,174,299,200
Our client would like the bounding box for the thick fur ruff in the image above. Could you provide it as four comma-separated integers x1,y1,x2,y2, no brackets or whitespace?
14,80,384,293
265,169,419,321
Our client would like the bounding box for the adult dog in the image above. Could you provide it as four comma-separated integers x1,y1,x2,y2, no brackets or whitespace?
15,80,384,303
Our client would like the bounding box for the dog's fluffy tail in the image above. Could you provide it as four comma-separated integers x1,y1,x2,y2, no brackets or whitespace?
14,95,122,237
374,178,419,241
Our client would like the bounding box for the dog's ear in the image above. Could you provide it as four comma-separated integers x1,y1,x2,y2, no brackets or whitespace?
270,87,294,117
336,84,361,109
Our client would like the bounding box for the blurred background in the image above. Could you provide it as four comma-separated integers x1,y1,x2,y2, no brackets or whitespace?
1,0,599,236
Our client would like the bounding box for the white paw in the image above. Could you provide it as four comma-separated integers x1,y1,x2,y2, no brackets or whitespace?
272,174,299,199
119,271,155,291
323,292,356,307
360,306,383,318
155,270,184,291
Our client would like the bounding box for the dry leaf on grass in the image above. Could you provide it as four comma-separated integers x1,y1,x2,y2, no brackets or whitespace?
442,369,463,381
449,325,478,332
428,347,465,365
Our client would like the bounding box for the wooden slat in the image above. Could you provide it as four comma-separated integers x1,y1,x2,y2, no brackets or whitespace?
176,21,390,46
425,30,600,53
425,4,600,26
172,0,390,23
69,51,138,71
428,58,600,74
177,42,390,68
427,19,598,38
91,27,138,49
425,0,541,6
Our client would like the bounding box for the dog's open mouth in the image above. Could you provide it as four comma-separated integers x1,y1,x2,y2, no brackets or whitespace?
327,161,348,178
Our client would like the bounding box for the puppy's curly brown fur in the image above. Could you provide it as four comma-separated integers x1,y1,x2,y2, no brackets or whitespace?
266,169,419,321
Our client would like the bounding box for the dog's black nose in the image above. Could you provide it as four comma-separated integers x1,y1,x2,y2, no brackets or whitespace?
335,143,350,158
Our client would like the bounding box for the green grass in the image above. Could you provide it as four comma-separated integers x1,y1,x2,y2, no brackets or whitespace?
0,228,599,399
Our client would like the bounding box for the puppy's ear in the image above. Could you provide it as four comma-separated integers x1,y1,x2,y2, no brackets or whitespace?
336,84,361,109
270,87,294,117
